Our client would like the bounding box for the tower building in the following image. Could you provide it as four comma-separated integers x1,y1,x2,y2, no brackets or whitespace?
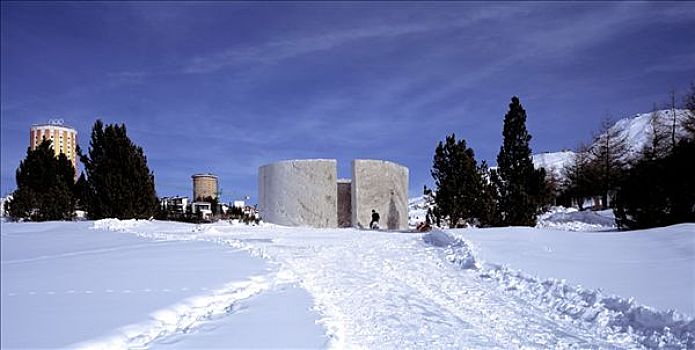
192,173,218,201
30,119,78,173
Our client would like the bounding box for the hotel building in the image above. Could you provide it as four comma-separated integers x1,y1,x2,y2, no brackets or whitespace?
30,120,78,173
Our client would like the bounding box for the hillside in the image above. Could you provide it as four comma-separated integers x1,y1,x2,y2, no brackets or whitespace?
532,109,691,179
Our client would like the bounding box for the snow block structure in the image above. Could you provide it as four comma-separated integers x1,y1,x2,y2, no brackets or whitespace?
352,160,409,230
259,159,408,230
258,160,338,228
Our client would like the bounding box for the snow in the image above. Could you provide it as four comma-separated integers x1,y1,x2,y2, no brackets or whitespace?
537,206,617,231
2,218,693,349
435,227,695,348
449,225,695,316
532,151,575,179
609,109,691,157
408,195,430,226
0,221,324,349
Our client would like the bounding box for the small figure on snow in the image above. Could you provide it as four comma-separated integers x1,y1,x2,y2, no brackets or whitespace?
370,209,380,229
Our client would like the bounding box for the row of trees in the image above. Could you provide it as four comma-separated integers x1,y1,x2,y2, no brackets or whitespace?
613,88,695,229
5,120,158,221
429,96,550,227
559,86,695,229
428,87,695,230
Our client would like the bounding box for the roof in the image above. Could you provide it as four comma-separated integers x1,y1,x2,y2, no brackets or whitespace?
191,173,218,178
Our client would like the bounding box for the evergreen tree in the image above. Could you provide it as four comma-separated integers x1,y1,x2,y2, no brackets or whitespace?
6,139,75,221
614,139,695,229
477,164,500,227
73,172,90,211
494,96,546,226
80,120,158,219
587,117,629,209
431,134,488,227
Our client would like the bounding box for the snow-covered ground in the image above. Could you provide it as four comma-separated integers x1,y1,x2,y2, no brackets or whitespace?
0,221,326,349
2,219,693,348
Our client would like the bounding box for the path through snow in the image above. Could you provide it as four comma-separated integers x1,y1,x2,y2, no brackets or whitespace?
95,220,693,349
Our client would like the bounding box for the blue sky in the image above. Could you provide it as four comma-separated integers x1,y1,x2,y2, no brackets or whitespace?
2,2,694,204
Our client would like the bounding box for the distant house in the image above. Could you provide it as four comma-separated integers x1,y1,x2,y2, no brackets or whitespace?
160,196,189,218
191,201,212,221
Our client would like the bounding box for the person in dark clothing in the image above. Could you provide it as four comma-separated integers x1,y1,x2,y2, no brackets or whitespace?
370,209,380,229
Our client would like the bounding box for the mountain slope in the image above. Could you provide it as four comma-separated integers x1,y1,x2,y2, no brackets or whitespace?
533,109,692,179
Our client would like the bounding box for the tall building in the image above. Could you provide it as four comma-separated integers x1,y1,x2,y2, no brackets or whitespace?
192,173,218,201
30,119,78,172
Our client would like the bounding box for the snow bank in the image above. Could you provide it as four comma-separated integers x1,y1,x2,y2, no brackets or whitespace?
537,207,616,231
423,229,479,270
423,230,694,349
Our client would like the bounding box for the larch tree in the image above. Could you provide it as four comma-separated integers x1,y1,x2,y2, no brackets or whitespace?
587,117,629,210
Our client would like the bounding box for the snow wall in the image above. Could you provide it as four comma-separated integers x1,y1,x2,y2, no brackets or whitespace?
259,159,408,229
258,159,338,228
352,159,409,230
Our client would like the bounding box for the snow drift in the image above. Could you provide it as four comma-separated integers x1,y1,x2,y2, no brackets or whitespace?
423,229,694,349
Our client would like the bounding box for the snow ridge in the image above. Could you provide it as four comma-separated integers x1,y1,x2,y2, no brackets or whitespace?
424,230,694,349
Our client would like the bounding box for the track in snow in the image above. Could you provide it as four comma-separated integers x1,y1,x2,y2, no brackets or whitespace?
96,220,692,349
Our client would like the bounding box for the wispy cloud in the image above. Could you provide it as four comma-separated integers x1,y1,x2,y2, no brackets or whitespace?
179,6,528,75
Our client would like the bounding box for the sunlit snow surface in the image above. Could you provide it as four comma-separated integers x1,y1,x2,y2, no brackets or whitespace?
0,221,326,349
2,219,694,349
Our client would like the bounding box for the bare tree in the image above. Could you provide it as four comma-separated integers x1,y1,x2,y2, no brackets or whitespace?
682,82,695,139
643,103,670,160
588,117,630,209
562,144,593,210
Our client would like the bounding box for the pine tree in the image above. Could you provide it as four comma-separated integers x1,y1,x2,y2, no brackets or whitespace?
477,163,500,227
494,96,546,226
80,120,158,219
73,172,90,211
6,139,75,221
587,117,629,209
614,139,695,229
431,134,488,227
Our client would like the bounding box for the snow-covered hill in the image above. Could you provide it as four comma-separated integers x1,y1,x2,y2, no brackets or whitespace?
609,109,690,156
532,150,575,179
532,109,692,179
